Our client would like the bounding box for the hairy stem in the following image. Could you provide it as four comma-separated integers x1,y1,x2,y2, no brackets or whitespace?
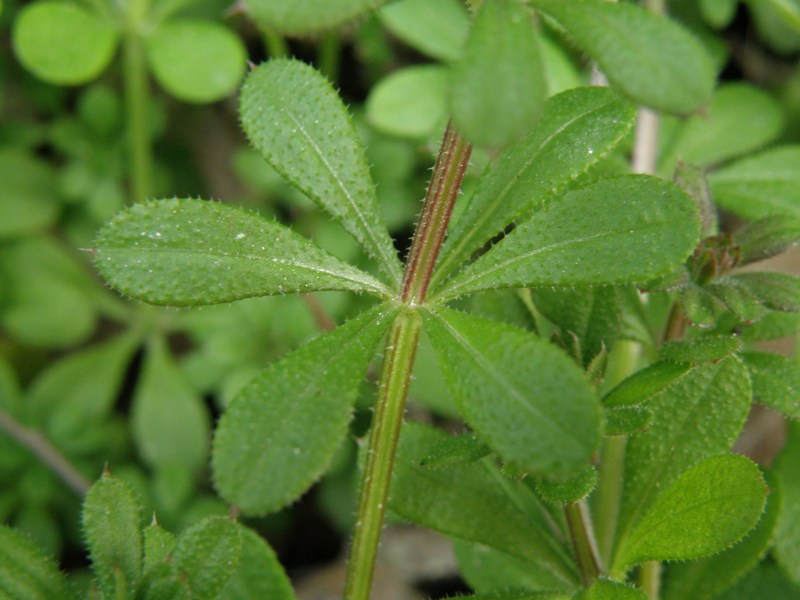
0,410,91,496
122,0,152,203
345,123,471,600
565,500,602,585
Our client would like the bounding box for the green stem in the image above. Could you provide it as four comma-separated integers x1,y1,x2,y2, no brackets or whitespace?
344,309,422,600
639,560,662,599
263,30,289,59
122,0,152,203
344,123,472,600
318,31,341,83
565,501,602,586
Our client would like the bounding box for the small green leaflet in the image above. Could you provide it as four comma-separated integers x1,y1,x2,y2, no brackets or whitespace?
741,351,800,419
240,59,403,285
212,303,397,515
94,198,391,305
614,455,767,571
530,0,715,114
575,579,647,600
0,525,78,600
242,0,389,36
424,307,600,476
434,86,635,285
378,0,469,62
436,176,700,301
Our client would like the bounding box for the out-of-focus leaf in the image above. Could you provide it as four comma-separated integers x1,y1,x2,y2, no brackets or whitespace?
530,0,715,113
742,351,800,419
212,304,397,514
366,65,448,138
774,421,800,585
145,20,246,103
450,0,547,148
241,59,402,283
132,336,210,473
0,150,59,238
94,198,390,305
735,215,800,264
243,0,391,36
710,146,800,220
0,525,77,600
424,307,600,476
575,579,647,600
378,0,469,62
13,2,118,85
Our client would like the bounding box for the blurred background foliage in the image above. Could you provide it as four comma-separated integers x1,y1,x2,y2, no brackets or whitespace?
0,0,799,596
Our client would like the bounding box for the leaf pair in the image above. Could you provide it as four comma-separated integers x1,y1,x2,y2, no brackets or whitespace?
13,1,246,103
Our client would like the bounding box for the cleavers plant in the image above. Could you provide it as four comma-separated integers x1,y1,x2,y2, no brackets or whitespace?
3,0,800,599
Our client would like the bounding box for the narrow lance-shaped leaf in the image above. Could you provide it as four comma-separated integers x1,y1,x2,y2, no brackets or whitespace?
613,358,752,569
212,303,398,515
243,0,391,36
240,59,402,285
615,455,767,571
530,0,715,114
94,198,390,305
82,475,143,599
449,0,547,148
434,86,635,286
423,307,601,476
437,176,700,301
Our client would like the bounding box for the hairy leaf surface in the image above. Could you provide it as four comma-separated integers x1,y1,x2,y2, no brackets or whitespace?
424,307,600,475
0,525,77,600
530,0,715,113
171,517,242,600
613,358,752,566
212,304,397,514
438,176,699,300
240,59,402,284
743,351,800,420
435,86,635,285
615,455,767,570
94,198,390,305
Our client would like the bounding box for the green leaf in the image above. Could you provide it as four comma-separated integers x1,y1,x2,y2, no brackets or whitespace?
12,2,118,85
424,307,600,476
739,311,800,341
143,523,176,573
716,563,800,600
659,335,742,363
724,272,800,312
435,86,635,284
710,145,800,220
437,176,700,301
94,198,390,305
741,351,800,419
420,432,491,469
603,406,652,437
700,0,738,28
26,334,137,452
366,65,448,138
453,539,574,595
615,455,767,570
734,215,800,264
679,283,720,326
529,0,715,114
132,335,210,473
171,517,242,600
613,358,752,570
0,525,76,600
378,0,469,62
532,286,624,366
217,525,296,600
659,83,784,174
82,475,143,598
212,304,397,514
774,422,800,585
449,0,547,148
0,149,59,238
240,59,402,284
242,0,390,36
707,277,769,323
145,20,246,103
663,476,780,600
391,423,579,587
602,361,692,408
535,466,598,505
574,579,647,600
